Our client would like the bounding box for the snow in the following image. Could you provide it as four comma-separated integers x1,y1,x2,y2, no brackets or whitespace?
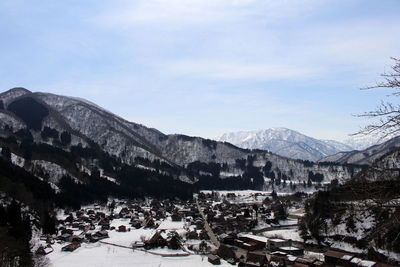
304,251,324,261
157,218,185,231
30,160,78,184
11,152,25,167
47,242,233,267
278,219,298,226
201,190,267,196
262,229,303,242
329,241,364,254
101,218,154,247
98,169,118,184
279,246,300,251
0,112,25,130
238,233,269,243
147,247,188,256
107,228,155,248
358,260,376,267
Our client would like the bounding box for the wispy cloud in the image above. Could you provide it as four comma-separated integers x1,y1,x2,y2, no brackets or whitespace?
162,60,317,80
91,0,324,28
89,0,400,83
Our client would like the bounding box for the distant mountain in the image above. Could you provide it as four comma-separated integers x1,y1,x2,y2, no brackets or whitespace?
215,128,354,161
342,134,392,150
319,135,400,165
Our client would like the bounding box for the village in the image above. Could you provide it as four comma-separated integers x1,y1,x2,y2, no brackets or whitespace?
35,191,394,267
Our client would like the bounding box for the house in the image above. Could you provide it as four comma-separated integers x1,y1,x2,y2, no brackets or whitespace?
61,228,74,235
186,230,199,240
238,235,267,251
118,225,127,232
145,231,168,249
199,230,210,240
99,219,110,230
71,235,83,243
268,253,288,267
219,233,235,245
85,232,97,242
217,244,236,261
208,254,221,265
119,207,131,218
171,212,182,222
35,245,53,255
143,217,156,228
61,242,81,252
93,230,109,240
292,263,309,267
195,219,203,227
130,219,142,229
58,233,72,242
246,251,266,267
324,250,351,266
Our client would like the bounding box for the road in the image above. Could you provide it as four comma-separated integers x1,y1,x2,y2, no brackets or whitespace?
195,198,220,248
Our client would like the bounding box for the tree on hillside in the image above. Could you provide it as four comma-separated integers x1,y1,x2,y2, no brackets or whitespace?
355,57,400,138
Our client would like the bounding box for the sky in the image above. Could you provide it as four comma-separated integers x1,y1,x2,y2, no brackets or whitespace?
0,0,399,141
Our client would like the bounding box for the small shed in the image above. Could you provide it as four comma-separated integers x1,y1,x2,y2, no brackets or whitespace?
61,242,81,252
35,245,53,255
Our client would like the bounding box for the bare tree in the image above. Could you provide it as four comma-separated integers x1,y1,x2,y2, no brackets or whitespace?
354,57,400,138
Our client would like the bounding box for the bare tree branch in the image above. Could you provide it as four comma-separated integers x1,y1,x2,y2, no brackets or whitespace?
355,58,400,138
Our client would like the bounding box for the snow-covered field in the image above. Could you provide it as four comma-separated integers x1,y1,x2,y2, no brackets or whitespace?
45,216,230,266
47,242,232,267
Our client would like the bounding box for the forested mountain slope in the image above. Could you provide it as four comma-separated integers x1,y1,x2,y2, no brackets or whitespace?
301,148,400,263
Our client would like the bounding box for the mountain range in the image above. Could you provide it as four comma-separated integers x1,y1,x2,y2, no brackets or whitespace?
215,128,389,161
0,87,363,197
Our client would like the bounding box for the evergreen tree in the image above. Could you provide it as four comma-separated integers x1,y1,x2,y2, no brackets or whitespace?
1,146,11,161
60,131,71,145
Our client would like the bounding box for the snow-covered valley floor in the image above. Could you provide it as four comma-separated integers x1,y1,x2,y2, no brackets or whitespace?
47,242,232,267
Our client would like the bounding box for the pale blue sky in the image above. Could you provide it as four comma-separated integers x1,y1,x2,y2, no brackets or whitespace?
1,0,399,141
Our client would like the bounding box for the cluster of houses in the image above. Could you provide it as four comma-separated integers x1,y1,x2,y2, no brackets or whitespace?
34,194,398,267
36,199,205,254
203,232,396,267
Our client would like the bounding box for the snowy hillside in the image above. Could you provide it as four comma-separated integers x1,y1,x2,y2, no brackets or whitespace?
303,147,400,260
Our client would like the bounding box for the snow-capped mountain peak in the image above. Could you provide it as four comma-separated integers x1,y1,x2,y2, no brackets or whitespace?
215,128,354,161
